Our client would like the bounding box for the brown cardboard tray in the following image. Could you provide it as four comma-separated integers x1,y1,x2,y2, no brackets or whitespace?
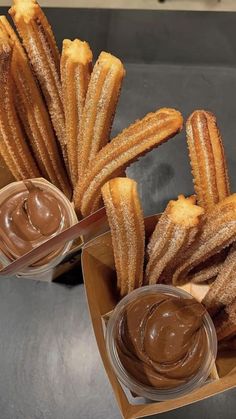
82,215,236,419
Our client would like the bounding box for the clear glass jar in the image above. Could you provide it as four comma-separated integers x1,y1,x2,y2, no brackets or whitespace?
106,284,217,401
0,178,78,278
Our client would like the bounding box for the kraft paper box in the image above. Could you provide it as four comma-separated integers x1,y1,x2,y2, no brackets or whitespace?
82,215,236,419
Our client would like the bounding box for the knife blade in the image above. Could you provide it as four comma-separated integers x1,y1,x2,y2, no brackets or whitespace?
0,206,107,276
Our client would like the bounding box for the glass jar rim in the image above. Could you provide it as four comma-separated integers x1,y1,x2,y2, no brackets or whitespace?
0,178,78,275
106,284,217,401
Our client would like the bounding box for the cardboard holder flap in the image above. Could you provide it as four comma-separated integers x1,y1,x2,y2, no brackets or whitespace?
82,215,236,419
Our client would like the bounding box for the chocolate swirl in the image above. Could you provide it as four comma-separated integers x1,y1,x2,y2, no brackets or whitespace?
116,293,208,389
0,181,70,264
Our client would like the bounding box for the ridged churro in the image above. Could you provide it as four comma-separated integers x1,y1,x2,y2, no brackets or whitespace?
172,194,236,285
77,52,125,181
102,178,145,296
187,249,228,283
145,195,204,285
0,16,71,198
202,244,236,316
61,39,92,186
186,110,230,211
0,30,39,179
9,0,66,164
214,298,236,341
74,108,183,217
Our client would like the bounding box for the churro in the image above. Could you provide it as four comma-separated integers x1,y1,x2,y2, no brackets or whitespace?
187,249,228,283
101,178,145,296
77,52,125,181
0,30,39,179
61,39,92,186
172,194,236,285
9,0,66,164
202,244,236,316
145,195,204,285
186,110,230,211
214,298,236,341
74,108,183,217
0,16,71,197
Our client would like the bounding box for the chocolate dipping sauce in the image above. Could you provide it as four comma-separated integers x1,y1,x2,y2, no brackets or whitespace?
0,180,70,265
115,293,208,389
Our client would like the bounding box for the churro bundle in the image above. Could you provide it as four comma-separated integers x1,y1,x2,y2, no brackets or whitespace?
74,108,183,216
0,0,184,219
0,16,71,198
173,194,236,285
0,28,40,180
102,178,145,296
10,0,66,164
185,110,231,283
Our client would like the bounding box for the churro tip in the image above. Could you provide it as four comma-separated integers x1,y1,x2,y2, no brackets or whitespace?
98,50,125,74
62,38,92,64
158,107,184,128
168,195,204,227
9,0,38,23
187,109,217,124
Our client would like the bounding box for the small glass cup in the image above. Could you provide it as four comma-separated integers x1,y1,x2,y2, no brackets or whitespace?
0,178,78,278
106,284,217,401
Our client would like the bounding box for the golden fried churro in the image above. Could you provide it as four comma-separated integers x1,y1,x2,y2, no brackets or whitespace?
202,244,236,316
186,110,230,211
0,31,39,179
101,177,145,296
74,108,183,217
61,39,92,186
77,52,125,181
187,249,228,283
173,194,236,285
145,195,204,285
214,298,236,341
9,0,67,164
0,16,71,198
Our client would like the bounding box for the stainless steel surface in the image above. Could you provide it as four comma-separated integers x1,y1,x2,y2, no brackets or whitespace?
0,277,119,419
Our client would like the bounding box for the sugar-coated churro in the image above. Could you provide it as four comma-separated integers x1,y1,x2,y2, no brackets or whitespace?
214,298,236,341
187,249,228,283
145,195,204,285
0,16,71,198
172,194,236,285
186,110,230,211
102,177,145,296
77,52,125,181
74,108,183,217
0,30,39,179
61,39,92,186
202,243,236,316
9,0,67,164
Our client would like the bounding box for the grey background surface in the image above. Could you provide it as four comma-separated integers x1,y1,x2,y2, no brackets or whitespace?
0,6,236,419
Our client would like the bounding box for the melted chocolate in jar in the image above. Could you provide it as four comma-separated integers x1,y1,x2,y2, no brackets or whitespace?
116,293,208,389
0,181,70,265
